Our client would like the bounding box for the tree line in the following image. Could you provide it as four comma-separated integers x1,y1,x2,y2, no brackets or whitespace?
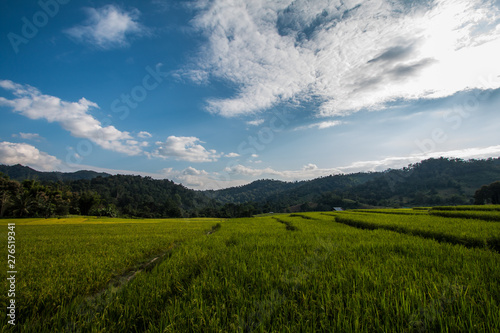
0,173,265,218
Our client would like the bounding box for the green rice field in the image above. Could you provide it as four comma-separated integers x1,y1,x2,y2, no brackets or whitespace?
1,207,500,332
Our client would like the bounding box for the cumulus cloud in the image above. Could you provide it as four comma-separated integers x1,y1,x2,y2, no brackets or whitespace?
0,80,144,156
152,136,220,162
185,0,500,117
225,152,240,158
65,5,148,49
161,166,246,189
0,141,61,171
223,164,276,177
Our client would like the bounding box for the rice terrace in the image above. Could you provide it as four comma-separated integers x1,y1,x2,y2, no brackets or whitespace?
2,206,500,332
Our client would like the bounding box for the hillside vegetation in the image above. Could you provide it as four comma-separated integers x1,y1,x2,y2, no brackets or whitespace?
208,157,500,209
1,157,500,218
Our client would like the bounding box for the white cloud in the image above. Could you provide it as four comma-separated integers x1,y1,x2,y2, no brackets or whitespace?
183,166,209,176
0,141,61,171
0,80,143,156
12,132,44,141
152,136,220,162
161,166,208,187
187,0,500,117
161,166,246,189
246,119,265,126
224,164,276,177
225,152,240,158
65,5,148,49
295,120,342,131
303,163,318,171
224,163,339,180
138,131,152,139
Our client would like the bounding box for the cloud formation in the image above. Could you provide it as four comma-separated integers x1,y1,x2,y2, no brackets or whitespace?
186,0,500,117
0,141,61,171
223,163,337,180
138,131,152,139
0,80,145,155
246,119,265,126
295,120,342,131
12,132,44,141
65,5,148,49
152,136,220,162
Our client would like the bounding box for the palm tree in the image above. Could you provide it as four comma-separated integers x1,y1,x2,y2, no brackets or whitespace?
12,191,32,217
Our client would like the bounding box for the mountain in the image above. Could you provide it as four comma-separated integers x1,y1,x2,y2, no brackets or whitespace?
1,157,499,219
0,164,110,182
205,157,500,209
204,179,304,204
345,157,500,207
205,172,380,204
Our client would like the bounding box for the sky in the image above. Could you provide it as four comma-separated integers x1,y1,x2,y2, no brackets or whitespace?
0,0,500,190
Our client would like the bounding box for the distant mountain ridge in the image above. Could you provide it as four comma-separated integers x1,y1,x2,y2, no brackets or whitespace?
204,172,380,204
206,157,500,209
2,156,500,213
204,179,305,203
0,164,110,182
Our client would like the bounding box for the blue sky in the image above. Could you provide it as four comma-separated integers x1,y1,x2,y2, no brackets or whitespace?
1,0,500,189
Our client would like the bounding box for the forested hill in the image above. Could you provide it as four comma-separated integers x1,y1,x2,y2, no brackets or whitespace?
206,157,500,209
331,157,500,208
0,164,110,182
205,172,379,204
1,157,500,218
65,175,215,217
204,179,305,204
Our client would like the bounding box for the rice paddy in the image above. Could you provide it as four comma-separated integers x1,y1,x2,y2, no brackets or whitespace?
1,207,499,332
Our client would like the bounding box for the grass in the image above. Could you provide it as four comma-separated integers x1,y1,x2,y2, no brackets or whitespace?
350,208,429,215
1,209,500,332
429,209,500,221
431,205,500,211
322,210,500,251
0,217,218,331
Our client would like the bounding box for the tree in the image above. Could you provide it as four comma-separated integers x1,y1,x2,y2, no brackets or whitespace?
474,181,500,205
0,174,20,217
490,182,500,204
78,191,101,215
12,190,32,217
